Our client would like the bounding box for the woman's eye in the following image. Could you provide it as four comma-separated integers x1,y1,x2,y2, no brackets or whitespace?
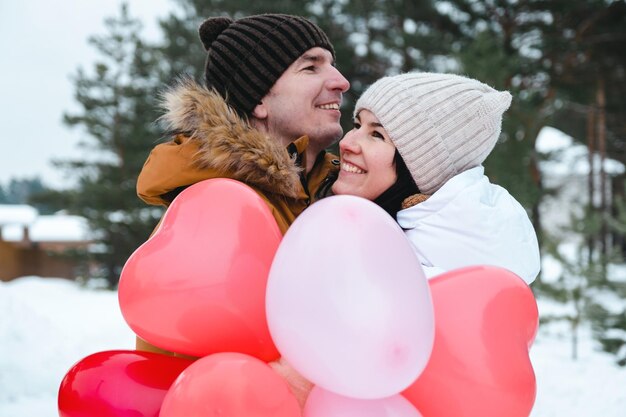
372,131,385,140
353,122,361,129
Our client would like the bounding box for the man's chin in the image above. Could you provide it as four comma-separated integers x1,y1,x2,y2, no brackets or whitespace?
311,127,343,149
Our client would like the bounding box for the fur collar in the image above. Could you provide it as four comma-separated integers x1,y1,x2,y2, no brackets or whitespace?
159,78,302,198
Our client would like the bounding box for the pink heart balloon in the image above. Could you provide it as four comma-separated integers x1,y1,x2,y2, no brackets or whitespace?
266,195,434,399
160,352,301,417
402,266,538,417
119,179,282,360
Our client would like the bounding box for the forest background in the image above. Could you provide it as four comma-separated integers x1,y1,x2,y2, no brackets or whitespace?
2,0,625,366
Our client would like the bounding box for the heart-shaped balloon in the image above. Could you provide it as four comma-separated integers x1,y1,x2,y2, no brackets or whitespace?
160,352,301,417
58,350,193,417
402,266,538,417
266,195,434,399
304,386,423,417
119,178,283,360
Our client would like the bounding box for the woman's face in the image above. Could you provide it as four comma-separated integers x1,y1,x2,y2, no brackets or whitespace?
331,109,397,201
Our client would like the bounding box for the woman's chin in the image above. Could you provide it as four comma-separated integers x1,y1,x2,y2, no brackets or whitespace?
330,181,351,196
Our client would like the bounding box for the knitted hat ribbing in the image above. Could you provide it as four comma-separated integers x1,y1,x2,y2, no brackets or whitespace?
199,14,335,117
355,72,512,195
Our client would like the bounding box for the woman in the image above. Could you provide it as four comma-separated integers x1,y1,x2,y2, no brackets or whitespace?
272,72,542,408
332,72,540,283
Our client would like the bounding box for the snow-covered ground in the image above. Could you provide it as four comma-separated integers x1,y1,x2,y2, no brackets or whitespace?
0,277,134,417
1,276,625,417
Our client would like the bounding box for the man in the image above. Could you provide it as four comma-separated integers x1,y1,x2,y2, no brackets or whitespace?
133,14,349,398
136,14,349,233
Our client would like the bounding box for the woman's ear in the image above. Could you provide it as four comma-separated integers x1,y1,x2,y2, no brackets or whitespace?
252,101,268,120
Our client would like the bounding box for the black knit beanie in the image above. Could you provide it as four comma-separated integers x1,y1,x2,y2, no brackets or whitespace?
198,14,335,117
374,150,420,220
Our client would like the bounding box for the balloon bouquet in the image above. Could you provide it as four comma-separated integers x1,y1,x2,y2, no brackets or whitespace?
58,179,539,417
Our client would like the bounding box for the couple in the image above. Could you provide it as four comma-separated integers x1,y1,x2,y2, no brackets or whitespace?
135,12,540,405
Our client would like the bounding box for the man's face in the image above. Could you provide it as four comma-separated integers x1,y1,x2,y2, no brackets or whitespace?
252,47,350,152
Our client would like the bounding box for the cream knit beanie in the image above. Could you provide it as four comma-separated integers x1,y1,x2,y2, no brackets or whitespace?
355,72,512,195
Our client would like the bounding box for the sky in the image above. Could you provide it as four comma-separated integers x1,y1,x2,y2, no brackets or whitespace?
1,275,625,417
0,0,177,189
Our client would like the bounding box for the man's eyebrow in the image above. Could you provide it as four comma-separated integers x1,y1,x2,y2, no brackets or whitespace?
296,52,333,65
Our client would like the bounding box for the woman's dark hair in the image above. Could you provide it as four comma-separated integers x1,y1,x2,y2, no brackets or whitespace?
373,150,419,219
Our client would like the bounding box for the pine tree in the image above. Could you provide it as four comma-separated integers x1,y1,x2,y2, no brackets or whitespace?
540,207,610,361
541,0,626,364
588,187,626,366
40,4,166,287
0,177,44,203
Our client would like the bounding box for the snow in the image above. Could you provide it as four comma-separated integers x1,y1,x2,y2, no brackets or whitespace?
530,323,626,417
0,205,38,226
536,127,625,176
0,277,134,416
536,126,625,238
1,276,625,417
0,204,91,242
535,127,573,153
1,214,91,242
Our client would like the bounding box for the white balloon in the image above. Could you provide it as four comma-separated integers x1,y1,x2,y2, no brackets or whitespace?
304,386,424,417
266,195,434,399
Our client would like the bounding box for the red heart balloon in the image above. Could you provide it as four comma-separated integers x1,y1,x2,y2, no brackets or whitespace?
118,179,283,360
160,352,301,417
58,350,193,417
402,266,538,417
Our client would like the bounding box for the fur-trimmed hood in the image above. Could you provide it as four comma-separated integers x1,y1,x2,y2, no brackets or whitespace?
158,78,302,198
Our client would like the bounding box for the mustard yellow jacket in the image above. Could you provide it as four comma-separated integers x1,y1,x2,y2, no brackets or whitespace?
134,79,339,357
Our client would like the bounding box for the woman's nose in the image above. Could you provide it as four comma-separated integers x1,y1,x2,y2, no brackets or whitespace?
339,131,360,154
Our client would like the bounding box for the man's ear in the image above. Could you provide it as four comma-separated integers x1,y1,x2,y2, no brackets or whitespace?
252,101,268,120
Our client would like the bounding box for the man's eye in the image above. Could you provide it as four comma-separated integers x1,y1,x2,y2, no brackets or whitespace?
302,65,316,72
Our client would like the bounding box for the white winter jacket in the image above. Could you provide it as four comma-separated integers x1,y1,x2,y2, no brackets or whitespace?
396,166,540,283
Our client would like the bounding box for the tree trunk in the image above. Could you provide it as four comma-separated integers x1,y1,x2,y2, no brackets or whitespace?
587,101,596,263
596,77,608,262
571,315,579,361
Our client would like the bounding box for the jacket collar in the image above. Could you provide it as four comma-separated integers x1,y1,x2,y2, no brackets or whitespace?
159,78,303,198
397,166,486,222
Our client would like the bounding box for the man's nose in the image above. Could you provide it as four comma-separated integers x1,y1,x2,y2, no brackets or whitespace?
328,66,350,93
